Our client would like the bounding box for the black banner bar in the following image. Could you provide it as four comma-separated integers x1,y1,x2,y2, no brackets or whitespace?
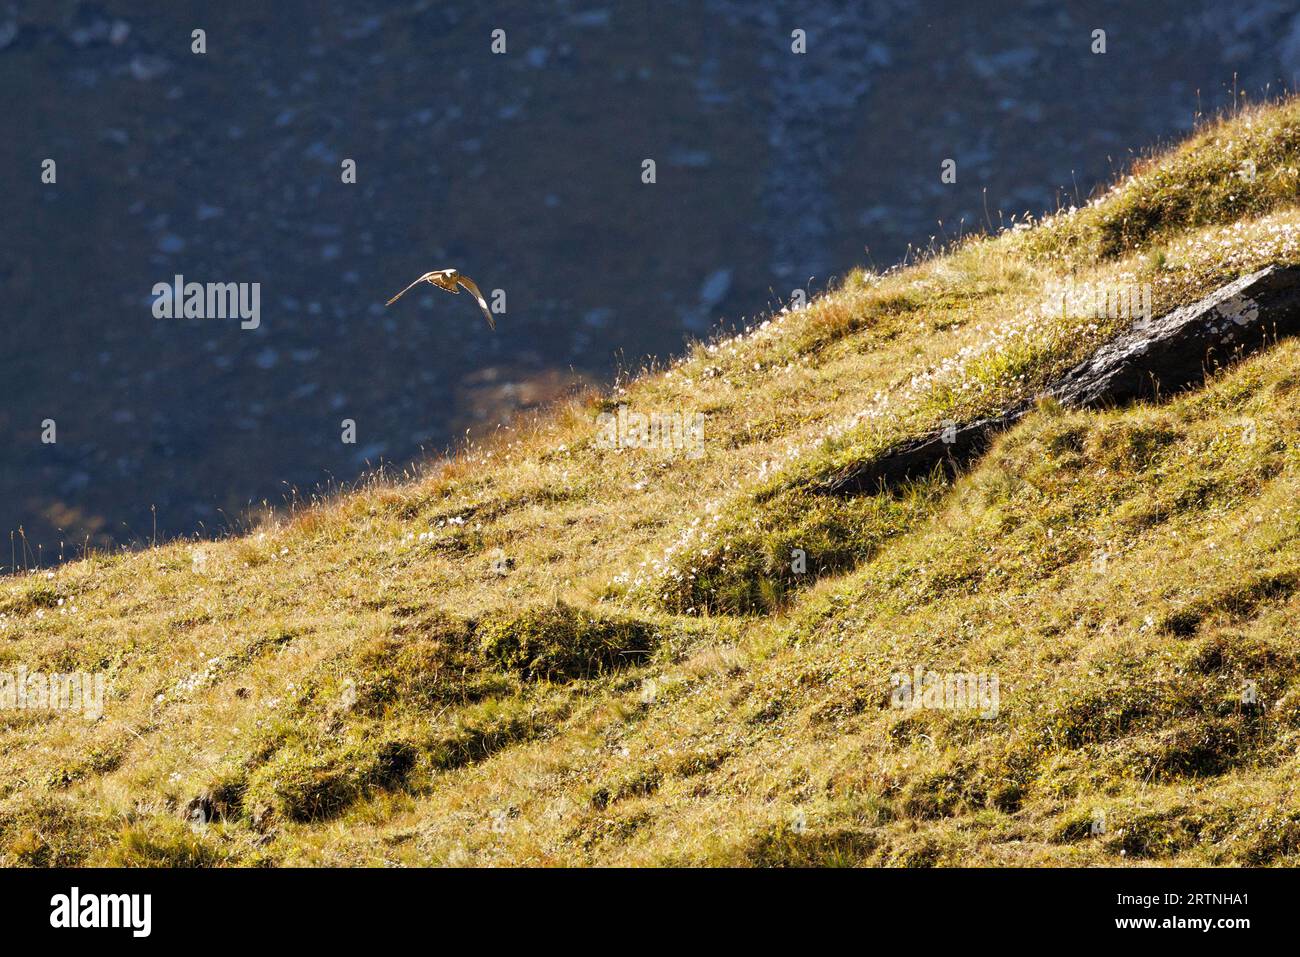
0,867,1274,943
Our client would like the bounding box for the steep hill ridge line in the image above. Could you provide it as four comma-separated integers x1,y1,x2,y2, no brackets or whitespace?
822,264,1300,495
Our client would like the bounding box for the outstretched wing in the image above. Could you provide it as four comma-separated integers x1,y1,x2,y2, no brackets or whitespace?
385,272,434,307
456,275,495,329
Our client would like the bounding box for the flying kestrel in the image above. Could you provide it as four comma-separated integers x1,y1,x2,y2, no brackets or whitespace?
385,268,494,328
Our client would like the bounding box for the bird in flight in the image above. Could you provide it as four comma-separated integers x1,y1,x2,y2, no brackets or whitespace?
385,268,494,329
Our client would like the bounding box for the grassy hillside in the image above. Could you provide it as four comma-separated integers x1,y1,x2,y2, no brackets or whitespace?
5,98,1300,866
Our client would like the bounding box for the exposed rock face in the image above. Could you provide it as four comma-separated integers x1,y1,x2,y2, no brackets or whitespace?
821,413,1009,496
823,265,1300,495
1047,266,1300,407
703,0,904,280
